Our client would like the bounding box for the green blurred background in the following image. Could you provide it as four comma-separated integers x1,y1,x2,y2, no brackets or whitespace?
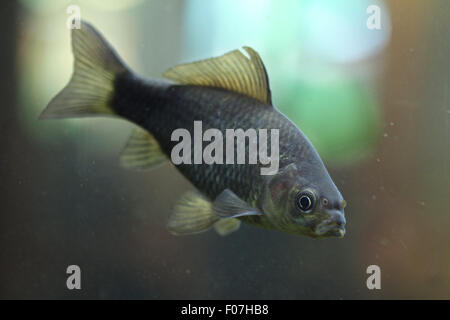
0,0,449,299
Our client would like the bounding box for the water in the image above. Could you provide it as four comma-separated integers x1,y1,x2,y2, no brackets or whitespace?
1,0,449,299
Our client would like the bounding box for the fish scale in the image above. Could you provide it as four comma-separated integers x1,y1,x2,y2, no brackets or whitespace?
113,75,309,205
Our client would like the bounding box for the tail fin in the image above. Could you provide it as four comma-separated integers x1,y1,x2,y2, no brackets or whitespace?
40,21,129,119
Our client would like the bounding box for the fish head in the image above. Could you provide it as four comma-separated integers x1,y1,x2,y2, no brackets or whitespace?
262,162,346,239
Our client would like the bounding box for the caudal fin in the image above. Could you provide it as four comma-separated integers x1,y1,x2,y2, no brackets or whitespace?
40,21,129,119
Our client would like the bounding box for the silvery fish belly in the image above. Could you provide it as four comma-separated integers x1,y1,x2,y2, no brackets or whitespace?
40,21,347,239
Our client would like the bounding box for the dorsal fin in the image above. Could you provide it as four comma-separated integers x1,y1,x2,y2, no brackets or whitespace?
119,128,167,170
162,46,272,105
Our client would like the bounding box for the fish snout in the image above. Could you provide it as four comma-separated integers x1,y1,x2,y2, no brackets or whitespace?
329,210,346,227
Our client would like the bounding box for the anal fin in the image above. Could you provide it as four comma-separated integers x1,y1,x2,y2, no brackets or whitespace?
120,127,167,170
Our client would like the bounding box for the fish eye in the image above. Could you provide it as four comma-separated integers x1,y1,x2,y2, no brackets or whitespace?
295,191,315,213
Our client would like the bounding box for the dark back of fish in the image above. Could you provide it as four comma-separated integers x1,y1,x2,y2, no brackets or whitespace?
112,73,314,206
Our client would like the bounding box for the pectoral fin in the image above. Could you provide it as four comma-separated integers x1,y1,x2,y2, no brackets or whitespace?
168,189,261,236
212,189,262,218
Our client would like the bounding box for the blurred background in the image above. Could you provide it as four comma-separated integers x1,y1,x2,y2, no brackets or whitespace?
0,0,449,299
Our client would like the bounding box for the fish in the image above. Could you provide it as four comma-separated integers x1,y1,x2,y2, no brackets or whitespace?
40,21,347,239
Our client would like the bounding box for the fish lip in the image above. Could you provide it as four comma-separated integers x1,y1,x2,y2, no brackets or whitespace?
314,210,346,237
328,226,346,238
314,223,346,238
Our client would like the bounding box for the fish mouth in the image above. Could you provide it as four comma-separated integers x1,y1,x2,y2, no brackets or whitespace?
315,223,346,238
314,210,346,238
327,225,346,238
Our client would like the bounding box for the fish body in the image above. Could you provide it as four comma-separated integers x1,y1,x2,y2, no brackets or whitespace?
114,75,309,203
41,21,347,238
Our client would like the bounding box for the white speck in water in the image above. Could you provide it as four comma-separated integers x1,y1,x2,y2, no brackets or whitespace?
390,122,395,126
376,158,381,163
383,133,388,138
372,195,377,200
418,201,426,206
400,240,408,250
